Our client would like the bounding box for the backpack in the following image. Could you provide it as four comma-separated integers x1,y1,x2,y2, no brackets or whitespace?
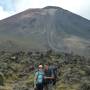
36,71,44,84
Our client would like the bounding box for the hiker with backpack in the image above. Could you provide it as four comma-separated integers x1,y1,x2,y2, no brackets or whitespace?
49,63,58,86
44,64,56,90
34,64,44,90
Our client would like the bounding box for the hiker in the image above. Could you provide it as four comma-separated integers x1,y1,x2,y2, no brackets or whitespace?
49,63,58,86
34,64,44,90
44,64,55,90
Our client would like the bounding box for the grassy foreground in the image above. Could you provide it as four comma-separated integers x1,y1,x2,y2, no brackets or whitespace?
0,50,90,90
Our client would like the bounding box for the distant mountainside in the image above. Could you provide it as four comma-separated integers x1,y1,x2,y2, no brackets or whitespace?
0,6,90,56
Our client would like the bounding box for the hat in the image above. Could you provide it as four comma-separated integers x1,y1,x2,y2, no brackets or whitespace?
38,65,43,68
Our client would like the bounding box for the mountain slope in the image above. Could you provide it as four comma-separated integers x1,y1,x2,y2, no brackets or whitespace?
0,6,90,56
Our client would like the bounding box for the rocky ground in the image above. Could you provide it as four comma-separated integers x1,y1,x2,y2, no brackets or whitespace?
0,50,90,90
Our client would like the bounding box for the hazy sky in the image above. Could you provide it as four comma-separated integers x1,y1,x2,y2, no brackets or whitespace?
0,0,90,20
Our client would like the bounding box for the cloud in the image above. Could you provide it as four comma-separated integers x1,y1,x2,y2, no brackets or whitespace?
0,0,15,11
0,6,11,20
0,0,15,20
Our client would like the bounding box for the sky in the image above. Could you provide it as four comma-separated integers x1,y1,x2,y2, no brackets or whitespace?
0,0,90,20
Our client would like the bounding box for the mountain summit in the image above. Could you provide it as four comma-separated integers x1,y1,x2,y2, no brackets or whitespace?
0,6,90,56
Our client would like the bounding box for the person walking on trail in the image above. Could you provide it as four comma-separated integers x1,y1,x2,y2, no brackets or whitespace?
44,64,54,90
34,64,44,90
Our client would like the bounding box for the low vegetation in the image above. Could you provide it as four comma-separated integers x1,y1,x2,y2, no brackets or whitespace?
0,50,90,90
